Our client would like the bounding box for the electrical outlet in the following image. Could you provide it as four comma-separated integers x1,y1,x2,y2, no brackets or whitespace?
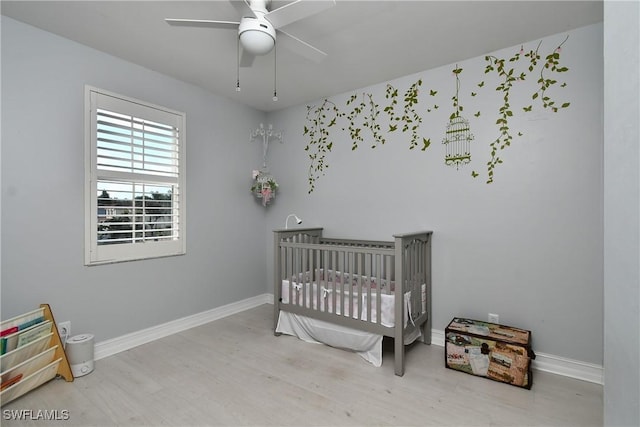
488,313,499,324
57,321,71,342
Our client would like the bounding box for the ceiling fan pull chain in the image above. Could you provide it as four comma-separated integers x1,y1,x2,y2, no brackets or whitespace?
273,42,278,102
236,35,241,92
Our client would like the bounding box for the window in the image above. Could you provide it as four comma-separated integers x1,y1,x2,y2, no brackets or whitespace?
85,86,186,265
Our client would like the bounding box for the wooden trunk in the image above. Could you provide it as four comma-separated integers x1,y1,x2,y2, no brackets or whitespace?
445,317,535,389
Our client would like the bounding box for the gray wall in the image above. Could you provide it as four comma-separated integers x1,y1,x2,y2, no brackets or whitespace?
1,17,269,341
603,2,640,426
4,10,639,425
264,23,604,366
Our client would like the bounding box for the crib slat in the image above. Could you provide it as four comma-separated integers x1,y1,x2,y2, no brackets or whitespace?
291,246,297,307
323,251,338,314
415,240,420,315
347,251,353,320
375,254,380,320
366,252,371,323
312,249,321,310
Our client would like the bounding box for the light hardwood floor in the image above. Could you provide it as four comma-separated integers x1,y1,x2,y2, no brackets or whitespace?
2,304,602,426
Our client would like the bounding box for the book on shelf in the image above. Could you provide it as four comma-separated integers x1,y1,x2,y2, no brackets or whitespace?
17,321,53,348
0,333,54,373
0,358,62,404
0,308,45,334
0,327,18,338
0,309,47,356
1,321,52,356
1,346,58,390
1,373,22,391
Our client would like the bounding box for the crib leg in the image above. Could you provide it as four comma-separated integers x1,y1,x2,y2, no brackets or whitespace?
394,337,405,376
273,305,280,336
422,314,432,345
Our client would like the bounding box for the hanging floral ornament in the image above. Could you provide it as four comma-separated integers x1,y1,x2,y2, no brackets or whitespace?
443,66,474,169
250,123,283,207
251,169,278,206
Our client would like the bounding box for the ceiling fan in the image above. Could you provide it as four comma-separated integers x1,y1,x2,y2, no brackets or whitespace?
165,0,336,68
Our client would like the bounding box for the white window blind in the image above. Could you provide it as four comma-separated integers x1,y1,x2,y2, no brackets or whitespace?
85,87,186,265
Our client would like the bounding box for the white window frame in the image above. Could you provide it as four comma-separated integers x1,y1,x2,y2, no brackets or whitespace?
84,86,186,265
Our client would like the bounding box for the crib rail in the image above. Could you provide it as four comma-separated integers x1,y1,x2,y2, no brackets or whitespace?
319,237,395,250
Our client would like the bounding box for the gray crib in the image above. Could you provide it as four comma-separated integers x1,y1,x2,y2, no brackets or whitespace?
273,227,432,376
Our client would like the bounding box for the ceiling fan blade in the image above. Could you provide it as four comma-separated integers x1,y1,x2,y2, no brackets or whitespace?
265,0,336,29
229,0,256,18
239,48,256,67
165,18,240,29
276,29,327,63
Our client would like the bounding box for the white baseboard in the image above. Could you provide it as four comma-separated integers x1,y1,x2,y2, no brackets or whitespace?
530,351,603,385
94,294,271,361
94,297,603,386
431,328,446,347
432,328,603,385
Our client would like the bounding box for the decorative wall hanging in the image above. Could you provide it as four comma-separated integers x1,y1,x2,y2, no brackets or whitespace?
443,115,473,168
478,36,570,183
304,80,430,193
443,67,474,169
303,36,571,192
250,123,282,206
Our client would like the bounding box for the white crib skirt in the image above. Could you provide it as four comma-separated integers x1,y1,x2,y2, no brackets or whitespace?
276,311,384,366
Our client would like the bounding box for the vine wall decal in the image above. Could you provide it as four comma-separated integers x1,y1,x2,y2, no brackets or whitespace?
477,35,570,182
303,36,570,193
303,80,432,193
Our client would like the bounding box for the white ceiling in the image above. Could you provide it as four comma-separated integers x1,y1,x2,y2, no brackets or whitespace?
1,1,603,112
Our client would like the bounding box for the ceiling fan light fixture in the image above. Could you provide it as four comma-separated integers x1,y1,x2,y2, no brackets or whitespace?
240,30,275,55
238,17,276,56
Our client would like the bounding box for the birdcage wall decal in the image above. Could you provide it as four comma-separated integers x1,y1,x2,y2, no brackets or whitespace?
443,66,474,169
443,115,474,169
